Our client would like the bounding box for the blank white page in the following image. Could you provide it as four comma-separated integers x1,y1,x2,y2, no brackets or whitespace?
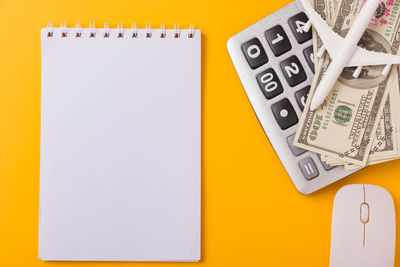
39,27,201,261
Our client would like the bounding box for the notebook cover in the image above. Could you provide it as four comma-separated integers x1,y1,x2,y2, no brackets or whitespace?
39,27,201,261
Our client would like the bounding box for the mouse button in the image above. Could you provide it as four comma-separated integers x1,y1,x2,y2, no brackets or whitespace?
360,202,369,223
334,184,363,204
364,185,395,217
333,188,360,210
364,184,392,202
335,184,363,196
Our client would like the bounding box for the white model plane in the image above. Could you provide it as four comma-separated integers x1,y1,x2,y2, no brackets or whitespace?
299,0,400,111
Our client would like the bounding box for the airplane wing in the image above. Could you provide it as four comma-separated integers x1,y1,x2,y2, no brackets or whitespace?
346,46,400,67
298,0,400,67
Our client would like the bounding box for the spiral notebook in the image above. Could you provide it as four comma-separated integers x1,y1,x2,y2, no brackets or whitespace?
39,24,201,261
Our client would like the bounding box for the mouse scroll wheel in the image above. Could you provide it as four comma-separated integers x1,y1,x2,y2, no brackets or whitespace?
360,202,370,224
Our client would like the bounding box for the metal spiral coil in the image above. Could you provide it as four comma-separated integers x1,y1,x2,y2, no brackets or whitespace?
46,22,196,38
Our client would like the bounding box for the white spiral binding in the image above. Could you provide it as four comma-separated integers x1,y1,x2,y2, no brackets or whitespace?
46,22,196,38
160,24,166,38
61,21,67,37
104,22,110,38
47,22,54,37
89,22,96,38
118,23,124,38
132,23,138,38
75,22,82,38
188,24,195,38
146,23,152,38
174,23,180,38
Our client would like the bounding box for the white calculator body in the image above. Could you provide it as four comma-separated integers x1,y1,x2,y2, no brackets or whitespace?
227,0,359,194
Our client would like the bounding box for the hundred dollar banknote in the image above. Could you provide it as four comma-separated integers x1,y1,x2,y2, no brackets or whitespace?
294,0,400,166
368,77,399,161
327,66,400,169
311,0,337,67
320,59,400,166
320,104,396,169
319,87,400,169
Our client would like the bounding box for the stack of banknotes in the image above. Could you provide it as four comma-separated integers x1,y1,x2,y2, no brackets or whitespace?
293,0,400,169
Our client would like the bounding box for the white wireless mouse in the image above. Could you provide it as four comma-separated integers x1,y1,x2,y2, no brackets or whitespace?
330,184,396,267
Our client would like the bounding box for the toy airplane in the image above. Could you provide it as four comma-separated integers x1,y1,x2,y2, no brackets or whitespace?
299,0,400,111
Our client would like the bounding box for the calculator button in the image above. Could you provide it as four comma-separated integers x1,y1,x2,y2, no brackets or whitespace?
271,98,298,130
256,68,283,99
318,155,336,171
299,157,319,180
288,13,312,44
295,86,310,111
280,56,307,87
265,25,292,57
241,38,269,69
303,46,315,73
286,134,306,156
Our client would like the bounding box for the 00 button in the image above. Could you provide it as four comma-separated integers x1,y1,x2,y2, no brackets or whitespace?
256,68,283,99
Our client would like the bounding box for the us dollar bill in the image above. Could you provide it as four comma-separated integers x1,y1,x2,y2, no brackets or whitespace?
366,66,400,163
311,0,337,67
294,0,400,166
320,71,400,166
369,80,399,160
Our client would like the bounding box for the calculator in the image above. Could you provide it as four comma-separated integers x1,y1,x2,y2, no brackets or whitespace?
227,0,359,194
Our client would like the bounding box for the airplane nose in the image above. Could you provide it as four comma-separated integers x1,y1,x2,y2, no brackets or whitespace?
360,202,370,224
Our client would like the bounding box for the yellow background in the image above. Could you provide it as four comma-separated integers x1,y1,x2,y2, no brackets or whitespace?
1,0,400,266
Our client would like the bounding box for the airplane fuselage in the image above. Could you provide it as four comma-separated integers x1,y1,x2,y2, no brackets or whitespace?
310,0,382,111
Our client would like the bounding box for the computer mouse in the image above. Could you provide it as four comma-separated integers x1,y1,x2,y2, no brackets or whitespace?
330,184,396,267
